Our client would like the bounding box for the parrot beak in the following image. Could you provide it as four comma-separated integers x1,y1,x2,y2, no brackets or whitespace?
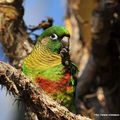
61,36,69,48
59,36,70,56
60,36,70,66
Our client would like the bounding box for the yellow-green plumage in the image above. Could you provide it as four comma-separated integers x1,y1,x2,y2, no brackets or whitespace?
23,43,62,80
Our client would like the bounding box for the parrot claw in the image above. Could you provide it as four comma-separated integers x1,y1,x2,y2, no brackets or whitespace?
60,47,69,56
60,47,71,66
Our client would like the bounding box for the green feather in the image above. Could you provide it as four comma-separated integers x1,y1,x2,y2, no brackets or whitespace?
37,64,64,81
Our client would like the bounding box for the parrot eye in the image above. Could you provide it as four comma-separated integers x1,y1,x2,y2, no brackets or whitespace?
50,33,58,40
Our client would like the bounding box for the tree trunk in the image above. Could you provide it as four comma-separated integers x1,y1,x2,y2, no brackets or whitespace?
65,0,101,118
91,0,120,119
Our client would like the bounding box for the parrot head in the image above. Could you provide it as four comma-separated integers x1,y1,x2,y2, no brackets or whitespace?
37,26,70,54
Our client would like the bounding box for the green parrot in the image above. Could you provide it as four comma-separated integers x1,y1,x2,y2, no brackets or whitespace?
22,26,78,112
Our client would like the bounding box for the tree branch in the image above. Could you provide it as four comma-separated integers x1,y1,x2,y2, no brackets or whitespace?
0,61,91,120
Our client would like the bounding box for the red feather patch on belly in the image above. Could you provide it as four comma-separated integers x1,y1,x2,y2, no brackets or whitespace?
35,73,73,93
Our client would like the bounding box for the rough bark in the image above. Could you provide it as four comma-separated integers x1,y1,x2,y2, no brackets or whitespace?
0,61,91,120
